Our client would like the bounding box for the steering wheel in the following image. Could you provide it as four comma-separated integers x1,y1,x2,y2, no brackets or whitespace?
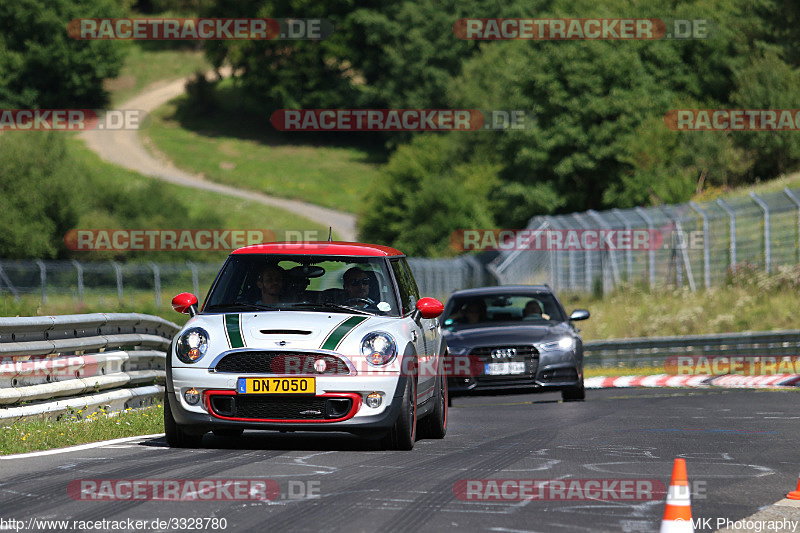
344,297,374,308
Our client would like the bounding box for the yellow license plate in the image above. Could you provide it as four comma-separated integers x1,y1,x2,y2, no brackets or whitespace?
237,377,315,395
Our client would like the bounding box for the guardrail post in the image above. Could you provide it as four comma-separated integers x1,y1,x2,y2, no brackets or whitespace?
70,260,84,303
689,202,711,289
635,208,656,288
148,261,162,308
784,187,800,263
34,259,47,304
716,199,737,268
750,192,771,273
110,261,123,304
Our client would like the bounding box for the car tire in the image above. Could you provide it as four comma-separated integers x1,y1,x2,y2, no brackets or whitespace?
420,373,447,439
164,397,204,448
383,376,417,450
212,428,244,438
561,381,586,401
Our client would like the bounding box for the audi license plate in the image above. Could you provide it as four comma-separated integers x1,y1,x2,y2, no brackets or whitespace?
237,377,315,394
484,362,525,375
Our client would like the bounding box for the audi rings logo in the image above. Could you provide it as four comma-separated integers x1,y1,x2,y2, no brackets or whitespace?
491,348,517,359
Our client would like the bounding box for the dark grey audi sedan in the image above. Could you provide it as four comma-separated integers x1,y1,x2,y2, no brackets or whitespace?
442,286,589,401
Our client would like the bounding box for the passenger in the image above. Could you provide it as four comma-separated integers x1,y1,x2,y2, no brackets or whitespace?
256,264,284,304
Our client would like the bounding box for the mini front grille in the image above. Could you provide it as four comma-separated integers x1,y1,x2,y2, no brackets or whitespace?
214,351,350,375
209,396,354,420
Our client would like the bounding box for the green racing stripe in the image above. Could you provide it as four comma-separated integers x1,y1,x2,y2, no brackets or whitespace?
321,316,368,351
225,314,245,348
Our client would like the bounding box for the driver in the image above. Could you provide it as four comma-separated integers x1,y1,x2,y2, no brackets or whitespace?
523,299,550,320
343,267,375,304
256,264,284,304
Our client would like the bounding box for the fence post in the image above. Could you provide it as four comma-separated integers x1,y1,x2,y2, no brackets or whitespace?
588,210,621,290
689,202,711,289
148,261,162,308
70,260,84,303
611,208,634,283
784,187,800,263
186,260,200,297
0,262,21,302
110,261,123,304
635,207,656,288
34,259,47,304
572,214,593,292
716,199,737,268
750,192,771,273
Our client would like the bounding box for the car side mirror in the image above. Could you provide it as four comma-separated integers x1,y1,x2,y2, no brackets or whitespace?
569,309,590,321
415,297,444,319
172,292,199,317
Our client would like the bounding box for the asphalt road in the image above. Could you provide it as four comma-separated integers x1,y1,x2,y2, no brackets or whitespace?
2,388,800,532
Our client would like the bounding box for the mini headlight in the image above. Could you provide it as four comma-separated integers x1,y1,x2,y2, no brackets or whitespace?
361,332,397,366
176,327,209,364
539,337,574,352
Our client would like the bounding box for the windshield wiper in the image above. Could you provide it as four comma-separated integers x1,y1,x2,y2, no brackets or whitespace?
204,303,277,312
286,302,371,315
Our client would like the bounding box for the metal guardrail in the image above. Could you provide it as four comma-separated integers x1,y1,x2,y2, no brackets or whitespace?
0,313,179,421
584,330,800,368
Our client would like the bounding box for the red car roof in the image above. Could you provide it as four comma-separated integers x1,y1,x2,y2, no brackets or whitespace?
231,241,404,257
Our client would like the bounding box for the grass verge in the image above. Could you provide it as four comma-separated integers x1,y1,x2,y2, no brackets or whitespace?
0,404,163,456
584,366,665,377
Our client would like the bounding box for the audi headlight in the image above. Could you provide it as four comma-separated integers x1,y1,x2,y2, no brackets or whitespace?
176,327,209,363
539,337,574,352
361,332,397,366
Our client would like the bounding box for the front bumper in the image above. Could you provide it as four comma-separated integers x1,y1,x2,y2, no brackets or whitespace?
448,362,582,393
168,368,408,435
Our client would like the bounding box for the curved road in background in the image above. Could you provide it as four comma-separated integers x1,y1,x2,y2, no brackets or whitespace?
81,72,358,241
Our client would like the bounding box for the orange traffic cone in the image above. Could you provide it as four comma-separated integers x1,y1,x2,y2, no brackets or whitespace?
788,473,800,500
659,458,694,533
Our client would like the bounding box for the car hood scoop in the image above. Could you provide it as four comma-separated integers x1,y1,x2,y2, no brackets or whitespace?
259,329,311,335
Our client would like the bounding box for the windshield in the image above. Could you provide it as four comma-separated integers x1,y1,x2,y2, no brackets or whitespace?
442,292,566,330
203,254,400,317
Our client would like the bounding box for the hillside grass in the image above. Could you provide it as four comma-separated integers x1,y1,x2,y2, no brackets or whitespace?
142,83,384,212
108,43,211,107
565,283,798,341
69,135,330,244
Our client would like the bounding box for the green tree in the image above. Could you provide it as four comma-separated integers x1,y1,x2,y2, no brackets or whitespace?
0,0,126,109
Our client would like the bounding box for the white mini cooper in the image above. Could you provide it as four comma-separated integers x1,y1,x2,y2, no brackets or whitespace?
165,242,447,450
